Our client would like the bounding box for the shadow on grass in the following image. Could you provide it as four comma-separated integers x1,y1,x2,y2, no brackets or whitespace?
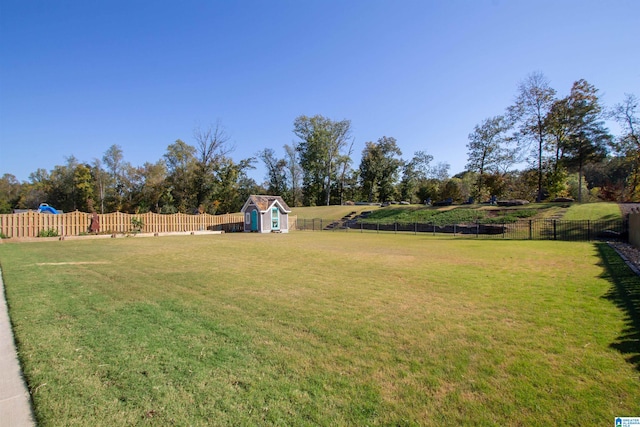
597,242,640,372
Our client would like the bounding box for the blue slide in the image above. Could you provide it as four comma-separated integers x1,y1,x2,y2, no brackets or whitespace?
38,203,60,214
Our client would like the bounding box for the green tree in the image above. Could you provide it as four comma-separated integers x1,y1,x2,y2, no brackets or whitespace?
0,174,21,213
73,163,95,211
91,159,109,213
102,145,126,211
400,151,433,203
439,178,462,203
508,72,557,202
466,115,512,200
192,123,232,211
293,115,352,206
258,148,288,196
584,157,633,201
561,80,611,202
610,93,639,200
213,157,255,213
164,139,196,212
48,156,80,212
358,136,403,203
18,169,50,210
138,161,167,213
545,97,572,170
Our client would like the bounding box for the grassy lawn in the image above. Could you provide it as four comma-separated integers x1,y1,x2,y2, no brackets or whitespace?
1,233,639,425
291,205,380,221
291,202,622,224
563,202,623,221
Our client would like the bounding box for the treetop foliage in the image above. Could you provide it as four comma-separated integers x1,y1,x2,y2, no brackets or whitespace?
0,75,637,214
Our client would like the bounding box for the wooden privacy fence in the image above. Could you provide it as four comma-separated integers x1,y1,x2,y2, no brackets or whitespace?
0,211,245,238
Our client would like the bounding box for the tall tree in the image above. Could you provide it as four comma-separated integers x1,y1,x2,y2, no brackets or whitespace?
213,157,255,213
337,139,356,205
561,80,611,202
508,72,557,201
283,144,302,207
91,159,109,213
102,145,126,211
139,161,167,213
0,174,21,213
164,139,196,212
293,115,352,206
466,115,512,199
73,163,95,212
19,169,50,210
545,97,573,169
48,156,80,212
400,151,433,203
192,122,232,211
610,93,640,200
258,148,288,196
358,136,403,203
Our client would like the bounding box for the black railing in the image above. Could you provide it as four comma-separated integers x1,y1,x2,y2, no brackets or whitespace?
294,218,628,242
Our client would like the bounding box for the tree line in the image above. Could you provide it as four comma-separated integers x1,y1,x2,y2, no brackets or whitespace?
0,73,637,214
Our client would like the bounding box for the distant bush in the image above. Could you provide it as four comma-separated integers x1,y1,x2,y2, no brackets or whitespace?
38,228,59,238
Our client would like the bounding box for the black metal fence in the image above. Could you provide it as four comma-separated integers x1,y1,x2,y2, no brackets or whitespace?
294,218,628,241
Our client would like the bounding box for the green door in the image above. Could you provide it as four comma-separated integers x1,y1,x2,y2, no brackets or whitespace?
250,210,258,231
271,207,280,231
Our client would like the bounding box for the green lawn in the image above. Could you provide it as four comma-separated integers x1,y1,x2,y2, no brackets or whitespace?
292,202,622,224
291,205,380,221
563,202,623,220
1,233,639,425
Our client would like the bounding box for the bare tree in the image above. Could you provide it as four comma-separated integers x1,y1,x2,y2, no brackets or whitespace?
284,144,302,207
192,121,232,211
338,138,356,205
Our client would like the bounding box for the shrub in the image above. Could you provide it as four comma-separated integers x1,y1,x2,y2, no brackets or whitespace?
131,217,144,233
38,228,59,238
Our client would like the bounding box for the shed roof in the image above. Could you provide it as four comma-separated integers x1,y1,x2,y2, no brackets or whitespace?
242,195,291,213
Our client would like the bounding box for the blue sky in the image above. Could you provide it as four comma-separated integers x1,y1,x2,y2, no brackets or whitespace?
1,0,638,184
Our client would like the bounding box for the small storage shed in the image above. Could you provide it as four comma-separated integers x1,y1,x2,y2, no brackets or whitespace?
241,195,291,233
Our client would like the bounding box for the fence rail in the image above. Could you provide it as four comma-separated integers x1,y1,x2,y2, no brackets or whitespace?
0,211,245,238
294,218,628,242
